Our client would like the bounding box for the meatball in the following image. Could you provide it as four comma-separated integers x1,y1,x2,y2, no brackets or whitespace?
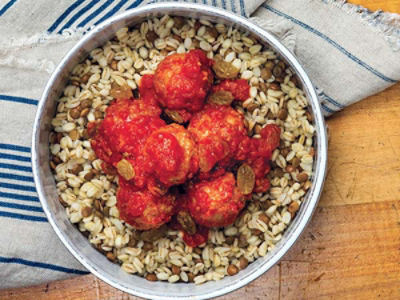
117,178,175,230
143,124,198,187
186,172,245,227
153,49,213,112
189,104,249,172
90,98,165,187
90,98,164,162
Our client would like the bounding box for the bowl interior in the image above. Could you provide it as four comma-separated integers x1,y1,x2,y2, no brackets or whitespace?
32,3,327,300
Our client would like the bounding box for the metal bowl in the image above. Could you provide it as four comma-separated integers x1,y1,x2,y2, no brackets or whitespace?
32,3,327,299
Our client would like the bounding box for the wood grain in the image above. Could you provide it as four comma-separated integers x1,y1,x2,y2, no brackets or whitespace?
1,1,400,299
349,0,400,13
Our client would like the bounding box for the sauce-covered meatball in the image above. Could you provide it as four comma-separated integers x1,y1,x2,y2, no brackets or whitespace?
189,104,249,173
117,178,175,230
89,98,164,162
153,49,213,112
144,124,198,187
89,98,165,188
186,172,245,227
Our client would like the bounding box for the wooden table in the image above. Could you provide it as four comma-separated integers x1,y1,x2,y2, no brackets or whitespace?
2,1,400,299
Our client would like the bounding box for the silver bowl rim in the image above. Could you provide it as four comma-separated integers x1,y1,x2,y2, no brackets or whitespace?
32,3,328,299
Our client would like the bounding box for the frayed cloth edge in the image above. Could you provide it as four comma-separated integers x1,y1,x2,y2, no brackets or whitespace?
321,0,400,51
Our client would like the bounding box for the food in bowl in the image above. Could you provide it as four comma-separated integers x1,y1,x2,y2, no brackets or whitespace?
49,15,315,284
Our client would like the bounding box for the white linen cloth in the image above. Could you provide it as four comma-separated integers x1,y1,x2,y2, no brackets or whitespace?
0,0,399,289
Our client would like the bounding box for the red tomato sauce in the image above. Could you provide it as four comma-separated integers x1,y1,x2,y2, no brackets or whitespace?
144,131,184,185
213,79,250,101
182,226,209,248
88,49,280,245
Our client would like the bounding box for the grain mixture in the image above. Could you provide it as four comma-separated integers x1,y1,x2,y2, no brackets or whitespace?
49,15,315,284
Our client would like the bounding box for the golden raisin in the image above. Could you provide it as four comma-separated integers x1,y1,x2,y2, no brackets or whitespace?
110,82,133,100
165,109,185,124
208,90,234,106
212,58,240,79
177,211,196,235
237,164,255,195
116,159,135,181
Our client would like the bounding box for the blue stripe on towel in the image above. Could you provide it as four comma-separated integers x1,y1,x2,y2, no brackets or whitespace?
126,0,144,11
0,94,38,106
0,211,47,222
0,0,18,17
221,0,226,10
0,153,30,162
77,0,114,28
239,0,245,16
230,0,237,13
48,0,86,33
262,4,397,84
0,163,32,173
0,201,43,213
0,192,39,203
94,0,131,26
320,92,345,109
0,144,30,153
57,0,101,34
0,182,36,192
0,256,89,274
0,173,34,183
321,103,336,114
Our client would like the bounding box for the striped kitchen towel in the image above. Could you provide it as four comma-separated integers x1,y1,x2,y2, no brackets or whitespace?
0,0,399,289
